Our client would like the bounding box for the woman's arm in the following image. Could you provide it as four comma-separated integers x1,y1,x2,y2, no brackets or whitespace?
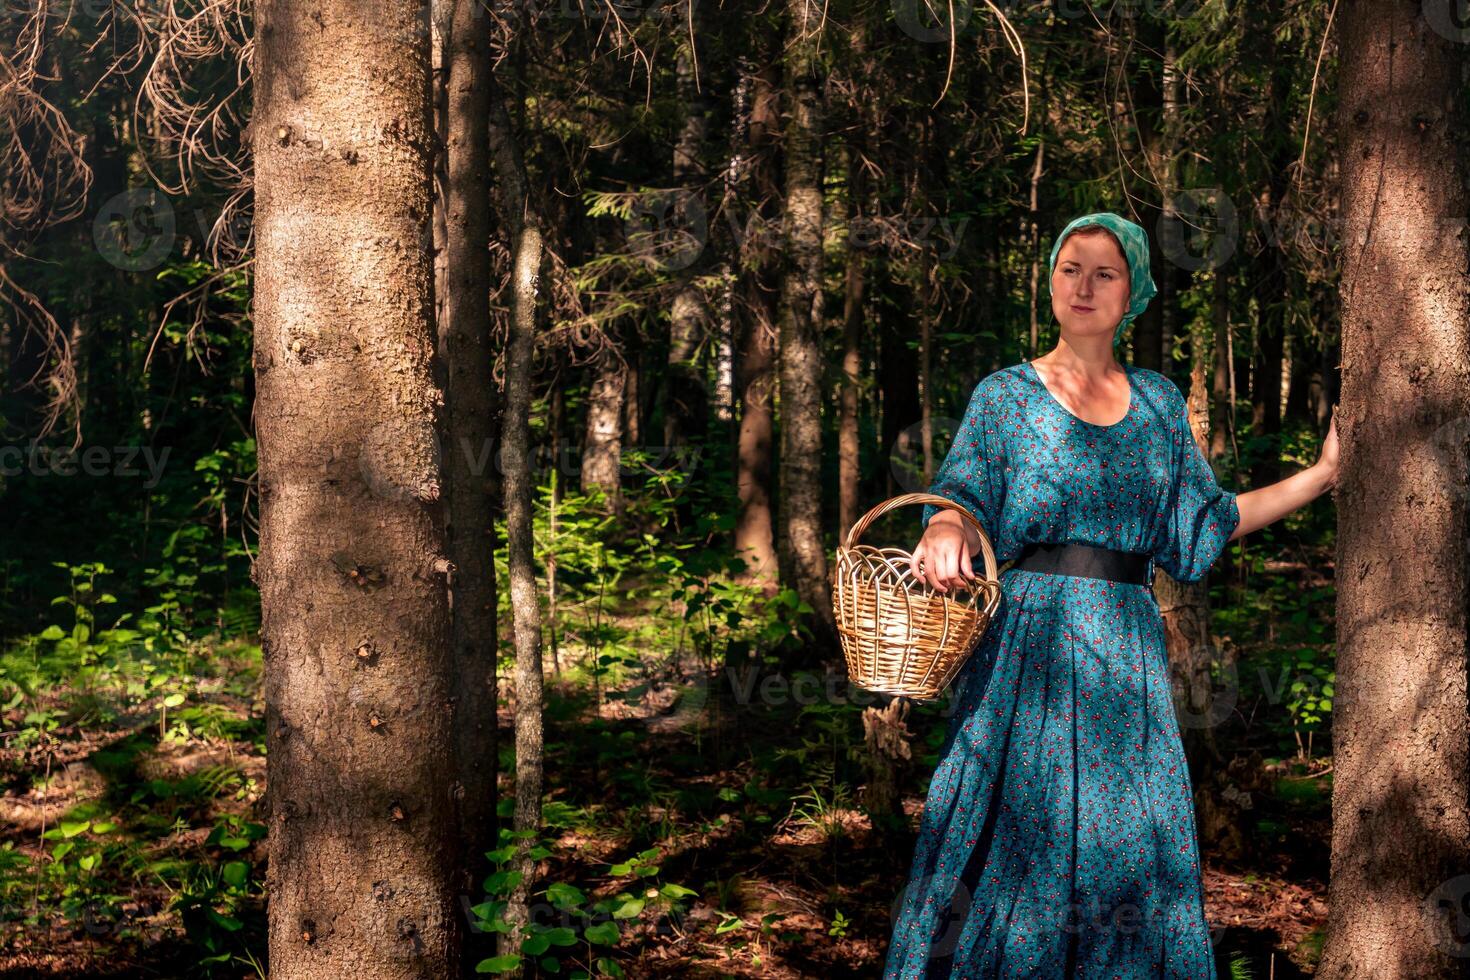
1230,408,1339,541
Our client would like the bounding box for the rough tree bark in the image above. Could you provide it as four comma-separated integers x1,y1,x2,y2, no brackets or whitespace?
581,347,626,515
1155,346,1226,784
431,1,499,964
1320,1,1470,975
838,138,866,542
777,0,836,646
733,56,781,589
487,79,548,963
252,1,460,975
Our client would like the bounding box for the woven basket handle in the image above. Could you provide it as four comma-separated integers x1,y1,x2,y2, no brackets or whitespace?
843,492,1002,596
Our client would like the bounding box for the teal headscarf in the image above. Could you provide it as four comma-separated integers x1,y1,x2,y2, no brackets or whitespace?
1046,212,1158,348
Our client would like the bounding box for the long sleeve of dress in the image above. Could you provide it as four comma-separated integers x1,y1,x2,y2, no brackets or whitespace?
1153,387,1240,583
920,377,1007,542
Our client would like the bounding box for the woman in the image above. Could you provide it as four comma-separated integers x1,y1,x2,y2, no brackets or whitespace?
883,212,1339,978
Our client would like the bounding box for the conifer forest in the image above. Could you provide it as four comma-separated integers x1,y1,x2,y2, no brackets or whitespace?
1,0,1468,977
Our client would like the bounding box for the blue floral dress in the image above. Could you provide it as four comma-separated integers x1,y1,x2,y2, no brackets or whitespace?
883,361,1239,979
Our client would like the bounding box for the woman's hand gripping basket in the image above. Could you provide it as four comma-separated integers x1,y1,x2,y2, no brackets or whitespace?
833,493,1003,702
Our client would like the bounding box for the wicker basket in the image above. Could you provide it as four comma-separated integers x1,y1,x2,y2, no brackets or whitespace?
833,493,1003,702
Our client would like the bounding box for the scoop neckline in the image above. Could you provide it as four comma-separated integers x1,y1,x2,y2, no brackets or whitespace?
1023,360,1135,430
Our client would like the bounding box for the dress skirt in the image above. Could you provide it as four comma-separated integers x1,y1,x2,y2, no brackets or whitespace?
882,567,1218,978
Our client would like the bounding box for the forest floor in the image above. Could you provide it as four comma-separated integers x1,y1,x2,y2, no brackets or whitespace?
0,559,1333,978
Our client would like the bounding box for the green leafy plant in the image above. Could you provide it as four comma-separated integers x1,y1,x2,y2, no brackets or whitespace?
1283,648,1334,763
168,813,267,973
38,812,128,929
471,828,698,978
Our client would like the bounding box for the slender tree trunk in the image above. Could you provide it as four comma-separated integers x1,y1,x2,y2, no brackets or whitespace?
1153,36,1217,708
918,289,933,488
1248,0,1294,487
712,56,742,443
777,0,835,647
838,149,866,543
1157,38,1192,386
1019,49,1051,363
622,352,641,448
1179,313,1248,862
1027,136,1045,361
1284,329,1315,424
547,381,564,679
253,2,460,974
736,298,779,587
665,289,708,449
1249,307,1285,482
664,35,711,453
432,2,500,963
487,79,548,963
983,232,1003,375
1210,272,1232,462
1236,317,1255,415
1155,337,1224,785
1321,2,1470,974
713,292,736,424
733,57,780,590
1129,17,1165,372
877,257,920,500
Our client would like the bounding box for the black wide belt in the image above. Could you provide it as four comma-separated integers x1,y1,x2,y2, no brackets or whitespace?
1011,541,1153,586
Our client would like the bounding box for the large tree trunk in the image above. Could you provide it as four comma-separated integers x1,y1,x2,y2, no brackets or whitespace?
777,0,835,648
733,56,781,589
253,2,460,975
1320,2,1470,974
432,1,500,965
487,81,548,962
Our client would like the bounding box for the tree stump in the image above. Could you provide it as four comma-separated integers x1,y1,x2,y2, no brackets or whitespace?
861,698,915,837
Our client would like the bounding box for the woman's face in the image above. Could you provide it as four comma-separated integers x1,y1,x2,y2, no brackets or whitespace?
1050,231,1131,345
